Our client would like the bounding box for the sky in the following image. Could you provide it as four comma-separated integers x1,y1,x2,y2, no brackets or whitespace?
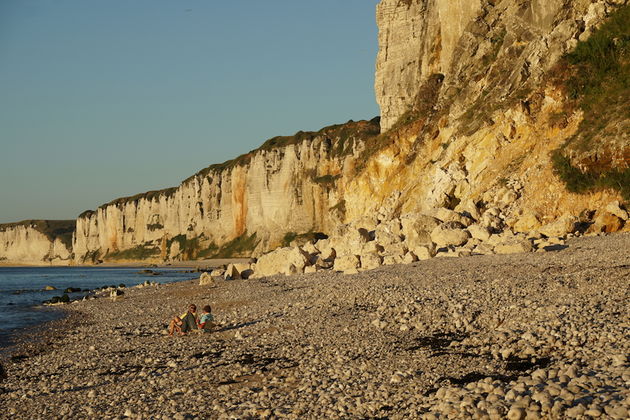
0,0,381,223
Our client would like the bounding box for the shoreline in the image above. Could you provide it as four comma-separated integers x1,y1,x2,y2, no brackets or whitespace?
0,257,251,269
1,233,629,418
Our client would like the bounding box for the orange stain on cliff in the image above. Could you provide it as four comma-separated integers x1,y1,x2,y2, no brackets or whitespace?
232,171,248,236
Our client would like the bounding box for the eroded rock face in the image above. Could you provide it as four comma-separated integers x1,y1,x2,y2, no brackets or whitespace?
72,120,379,263
0,221,74,265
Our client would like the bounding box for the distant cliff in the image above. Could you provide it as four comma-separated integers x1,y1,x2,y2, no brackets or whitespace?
0,220,74,265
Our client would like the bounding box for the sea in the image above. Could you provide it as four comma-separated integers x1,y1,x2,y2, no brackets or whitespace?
0,266,196,351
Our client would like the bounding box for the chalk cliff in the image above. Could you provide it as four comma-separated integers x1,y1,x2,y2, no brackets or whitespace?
0,221,74,265
1,0,627,265
73,121,380,263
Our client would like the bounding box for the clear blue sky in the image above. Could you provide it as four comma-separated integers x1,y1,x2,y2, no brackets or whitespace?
0,0,381,223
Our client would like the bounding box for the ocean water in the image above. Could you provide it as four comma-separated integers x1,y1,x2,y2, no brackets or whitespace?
0,266,195,349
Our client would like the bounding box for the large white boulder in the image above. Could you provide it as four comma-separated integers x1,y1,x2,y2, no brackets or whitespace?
316,239,336,261
329,225,371,256
430,224,470,248
606,201,628,220
252,247,309,278
400,214,440,248
410,244,435,260
494,239,533,255
467,224,491,242
538,215,578,238
224,264,241,280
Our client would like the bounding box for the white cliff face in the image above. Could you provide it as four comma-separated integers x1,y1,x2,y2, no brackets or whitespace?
375,0,482,131
73,121,380,262
0,221,73,265
375,0,623,132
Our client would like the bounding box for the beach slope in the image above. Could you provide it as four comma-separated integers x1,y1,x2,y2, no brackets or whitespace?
1,233,629,419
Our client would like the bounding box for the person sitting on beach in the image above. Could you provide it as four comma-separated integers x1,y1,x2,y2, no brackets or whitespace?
168,304,198,336
197,305,215,332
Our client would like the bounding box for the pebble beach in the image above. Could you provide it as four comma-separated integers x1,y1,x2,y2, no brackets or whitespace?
1,233,629,419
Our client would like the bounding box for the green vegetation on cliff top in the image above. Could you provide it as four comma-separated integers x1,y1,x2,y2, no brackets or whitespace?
552,5,630,201
0,220,75,249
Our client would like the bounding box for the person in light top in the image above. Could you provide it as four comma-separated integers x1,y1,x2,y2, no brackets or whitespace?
168,304,198,336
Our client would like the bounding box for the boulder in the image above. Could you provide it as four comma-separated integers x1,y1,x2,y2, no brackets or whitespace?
210,268,225,277
315,258,334,270
199,272,216,286
494,239,533,255
472,243,495,255
411,245,435,260
479,207,503,231
381,242,407,258
494,187,519,207
430,224,470,248
233,263,254,279
606,201,628,220
360,253,382,270
538,215,578,237
587,211,624,234
382,255,402,265
316,239,336,261
361,241,383,254
513,211,541,233
223,264,241,280
375,229,402,247
42,285,56,291
334,255,360,273
489,230,525,245
401,252,417,264
253,247,309,278
424,208,474,227
454,200,481,221
109,290,123,298
400,214,440,247
467,224,491,242
329,226,371,256
302,241,319,255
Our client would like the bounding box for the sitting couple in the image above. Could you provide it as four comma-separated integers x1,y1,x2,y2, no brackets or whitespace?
168,303,215,336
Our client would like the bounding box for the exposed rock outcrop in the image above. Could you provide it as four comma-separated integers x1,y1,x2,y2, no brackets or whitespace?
0,220,74,265
72,120,380,263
